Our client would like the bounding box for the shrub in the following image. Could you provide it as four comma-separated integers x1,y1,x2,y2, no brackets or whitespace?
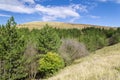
24,42,38,79
58,39,89,65
109,29,120,45
38,52,64,78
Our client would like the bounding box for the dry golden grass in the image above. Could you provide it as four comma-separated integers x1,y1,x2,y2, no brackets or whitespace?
17,21,111,30
47,43,120,80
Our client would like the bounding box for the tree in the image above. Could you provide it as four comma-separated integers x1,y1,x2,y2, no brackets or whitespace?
37,25,61,53
0,16,27,80
109,28,120,45
23,41,38,80
79,27,108,51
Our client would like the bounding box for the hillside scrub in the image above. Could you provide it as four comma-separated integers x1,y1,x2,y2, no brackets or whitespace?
59,39,89,65
48,43,120,80
109,28,120,45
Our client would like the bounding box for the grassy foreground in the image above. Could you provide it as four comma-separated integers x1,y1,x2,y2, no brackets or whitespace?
48,43,120,80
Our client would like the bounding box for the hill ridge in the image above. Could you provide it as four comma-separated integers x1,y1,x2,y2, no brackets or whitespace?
18,21,113,29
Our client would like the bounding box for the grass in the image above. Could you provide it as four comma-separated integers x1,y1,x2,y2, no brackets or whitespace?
47,43,120,80
17,21,111,30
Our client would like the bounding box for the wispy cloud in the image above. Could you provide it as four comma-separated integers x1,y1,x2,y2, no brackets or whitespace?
88,15,100,19
21,0,35,4
98,0,107,2
116,0,120,3
0,14,10,17
0,0,35,14
98,0,120,3
35,4,87,21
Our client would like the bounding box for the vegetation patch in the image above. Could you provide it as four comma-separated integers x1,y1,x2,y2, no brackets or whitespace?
115,66,120,72
38,52,64,78
59,39,89,65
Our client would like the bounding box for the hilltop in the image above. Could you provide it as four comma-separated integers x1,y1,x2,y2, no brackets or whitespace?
17,21,112,29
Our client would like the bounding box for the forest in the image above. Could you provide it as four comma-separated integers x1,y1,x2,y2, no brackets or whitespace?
0,17,120,80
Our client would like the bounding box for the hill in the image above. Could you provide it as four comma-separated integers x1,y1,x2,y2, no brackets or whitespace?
17,21,111,29
48,43,120,80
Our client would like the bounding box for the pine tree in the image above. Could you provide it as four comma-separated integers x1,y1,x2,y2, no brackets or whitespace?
38,25,61,53
0,16,27,80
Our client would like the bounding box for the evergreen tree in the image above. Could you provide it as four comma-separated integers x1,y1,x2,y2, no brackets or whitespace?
38,25,61,53
0,16,27,80
79,27,108,51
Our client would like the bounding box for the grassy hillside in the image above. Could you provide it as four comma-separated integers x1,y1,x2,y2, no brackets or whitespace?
48,43,120,80
17,21,111,29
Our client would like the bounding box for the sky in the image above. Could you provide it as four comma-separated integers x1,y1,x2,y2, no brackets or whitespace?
0,0,120,27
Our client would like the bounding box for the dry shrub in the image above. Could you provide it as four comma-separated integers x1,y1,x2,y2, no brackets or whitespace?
58,39,89,65
24,42,38,79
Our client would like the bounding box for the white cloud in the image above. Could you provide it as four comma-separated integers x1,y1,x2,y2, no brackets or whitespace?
42,15,57,21
70,4,88,12
0,14,10,17
35,4,87,21
0,4,35,14
0,0,35,14
0,0,88,22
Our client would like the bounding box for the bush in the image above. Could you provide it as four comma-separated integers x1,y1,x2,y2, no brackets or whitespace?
24,42,38,79
38,52,64,78
58,39,89,65
109,29,120,45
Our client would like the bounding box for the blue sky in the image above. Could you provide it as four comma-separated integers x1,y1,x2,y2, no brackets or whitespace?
0,0,120,27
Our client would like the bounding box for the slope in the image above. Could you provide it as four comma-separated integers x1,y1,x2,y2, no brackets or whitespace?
17,21,111,29
48,43,120,80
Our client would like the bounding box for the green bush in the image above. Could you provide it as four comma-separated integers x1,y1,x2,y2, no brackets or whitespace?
38,52,64,77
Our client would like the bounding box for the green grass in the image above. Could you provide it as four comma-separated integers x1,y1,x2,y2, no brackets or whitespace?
48,43,120,80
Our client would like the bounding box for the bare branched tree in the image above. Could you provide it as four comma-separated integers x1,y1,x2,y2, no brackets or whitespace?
24,42,38,79
59,39,89,65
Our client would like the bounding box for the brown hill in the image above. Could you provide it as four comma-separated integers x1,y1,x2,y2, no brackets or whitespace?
17,21,113,29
